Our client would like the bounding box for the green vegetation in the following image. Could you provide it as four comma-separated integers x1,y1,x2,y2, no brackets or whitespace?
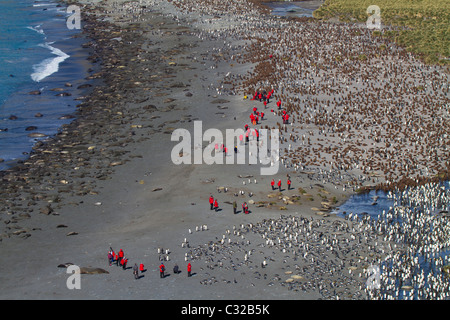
313,0,449,65
358,53,368,61
443,265,450,276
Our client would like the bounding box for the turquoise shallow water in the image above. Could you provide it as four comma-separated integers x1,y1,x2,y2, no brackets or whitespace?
0,0,90,170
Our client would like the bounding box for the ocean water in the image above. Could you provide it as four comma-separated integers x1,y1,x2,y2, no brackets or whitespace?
265,1,315,18
0,0,91,171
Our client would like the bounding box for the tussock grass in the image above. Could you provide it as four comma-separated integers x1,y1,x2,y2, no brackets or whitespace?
313,0,449,65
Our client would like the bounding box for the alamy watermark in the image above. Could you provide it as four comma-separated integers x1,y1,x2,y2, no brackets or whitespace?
366,5,381,30
170,121,280,176
66,265,81,290
66,5,81,30
366,264,381,290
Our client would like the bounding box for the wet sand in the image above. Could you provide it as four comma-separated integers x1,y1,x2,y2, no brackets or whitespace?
0,0,447,301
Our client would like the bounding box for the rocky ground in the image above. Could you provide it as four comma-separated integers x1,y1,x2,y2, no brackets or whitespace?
0,0,447,302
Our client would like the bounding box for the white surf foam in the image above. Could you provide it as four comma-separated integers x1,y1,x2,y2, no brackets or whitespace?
31,42,70,82
27,24,45,36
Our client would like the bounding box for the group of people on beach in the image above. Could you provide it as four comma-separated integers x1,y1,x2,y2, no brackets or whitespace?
207,87,290,217
210,195,250,215
252,89,273,104
209,195,219,212
251,88,288,125
251,89,297,194
271,177,292,191
240,125,260,144
159,262,192,278
107,248,193,280
108,248,145,279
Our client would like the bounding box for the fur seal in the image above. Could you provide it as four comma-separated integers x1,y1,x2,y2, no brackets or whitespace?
57,262,74,268
28,132,47,138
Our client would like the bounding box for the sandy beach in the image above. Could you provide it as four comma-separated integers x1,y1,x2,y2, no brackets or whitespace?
0,0,448,302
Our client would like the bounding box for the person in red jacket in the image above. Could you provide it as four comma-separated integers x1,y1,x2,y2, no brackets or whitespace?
160,263,165,278
139,263,145,273
122,257,128,270
209,195,214,210
271,179,275,190
277,100,281,110
214,199,219,212
187,263,192,277
278,179,282,191
287,178,292,190
242,202,249,214
118,249,124,266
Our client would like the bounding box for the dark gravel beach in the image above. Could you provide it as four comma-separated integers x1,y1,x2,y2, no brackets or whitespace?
0,0,448,301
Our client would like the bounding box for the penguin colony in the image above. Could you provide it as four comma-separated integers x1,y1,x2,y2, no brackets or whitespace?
104,1,449,193
161,0,448,193
96,0,449,299
182,182,449,300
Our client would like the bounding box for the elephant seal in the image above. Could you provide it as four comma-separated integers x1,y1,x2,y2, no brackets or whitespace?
57,264,109,275
79,267,109,274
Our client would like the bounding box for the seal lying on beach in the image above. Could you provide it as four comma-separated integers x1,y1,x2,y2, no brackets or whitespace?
79,267,109,275
57,262,75,268
57,263,109,274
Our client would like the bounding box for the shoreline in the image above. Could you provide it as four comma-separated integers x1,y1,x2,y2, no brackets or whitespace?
0,0,448,300
0,0,96,172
